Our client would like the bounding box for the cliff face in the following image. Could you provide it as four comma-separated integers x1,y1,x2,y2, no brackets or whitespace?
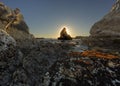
90,0,120,37
87,0,120,48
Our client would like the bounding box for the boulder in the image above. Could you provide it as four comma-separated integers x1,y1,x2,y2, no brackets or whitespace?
58,27,72,40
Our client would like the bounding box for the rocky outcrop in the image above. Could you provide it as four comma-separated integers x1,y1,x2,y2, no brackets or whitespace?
88,0,120,49
58,27,72,40
90,0,120,37
0,2,34,41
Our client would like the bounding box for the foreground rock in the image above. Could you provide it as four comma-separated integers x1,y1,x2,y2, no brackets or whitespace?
58,27,72,40
0,33,120,86
0,33,71,86
43,51,120,86
0,29,24,86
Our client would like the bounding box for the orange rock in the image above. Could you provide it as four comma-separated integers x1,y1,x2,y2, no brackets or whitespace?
69,50,119,59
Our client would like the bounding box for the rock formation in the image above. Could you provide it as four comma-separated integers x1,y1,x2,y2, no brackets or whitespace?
87,0,120,49
90,0,120,37
0,2,34,41
58,27,72,40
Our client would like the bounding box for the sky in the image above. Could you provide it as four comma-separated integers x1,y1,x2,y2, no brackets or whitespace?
1,0,115,38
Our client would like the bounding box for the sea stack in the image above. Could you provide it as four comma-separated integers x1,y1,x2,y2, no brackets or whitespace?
58,27,72,40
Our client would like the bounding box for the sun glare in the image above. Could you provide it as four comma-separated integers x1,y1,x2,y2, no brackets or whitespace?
66,27,71,34
57,25,76,38
60,26,71,35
